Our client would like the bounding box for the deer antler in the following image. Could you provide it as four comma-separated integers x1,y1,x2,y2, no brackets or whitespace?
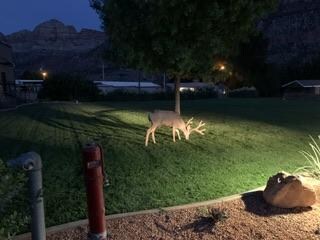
186,117,194,127
190,120,206,135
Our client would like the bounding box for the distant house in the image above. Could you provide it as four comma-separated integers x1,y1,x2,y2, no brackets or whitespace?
94,81,162,94
166,82,213,92
282,80,320,98
0,41,15,99
15,79,44,101
166,81,227,96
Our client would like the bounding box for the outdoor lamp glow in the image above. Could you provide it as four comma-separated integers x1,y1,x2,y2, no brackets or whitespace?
42,72,47,80
219,65,226,71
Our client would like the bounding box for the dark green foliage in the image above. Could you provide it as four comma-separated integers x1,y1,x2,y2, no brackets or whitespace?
92,0,278,111
227,34,281,97
38,74,100,101
100,89,169,101
93,0,277,78
282,55,320,84
0,160,28,238
20,70,43,80
228,88,258,98
100,88,218,101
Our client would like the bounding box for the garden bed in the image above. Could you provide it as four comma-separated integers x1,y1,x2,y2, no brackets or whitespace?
43,191,320,240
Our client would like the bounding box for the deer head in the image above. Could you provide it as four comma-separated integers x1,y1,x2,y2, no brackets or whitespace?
185,117,206,139
145,111,206,146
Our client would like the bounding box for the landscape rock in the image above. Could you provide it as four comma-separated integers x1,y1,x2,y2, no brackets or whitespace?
263,171,320,208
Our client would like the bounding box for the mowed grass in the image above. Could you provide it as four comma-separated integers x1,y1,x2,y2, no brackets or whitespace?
0,98,319,230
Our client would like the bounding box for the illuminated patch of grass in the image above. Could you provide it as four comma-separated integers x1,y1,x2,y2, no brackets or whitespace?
0,98,319,233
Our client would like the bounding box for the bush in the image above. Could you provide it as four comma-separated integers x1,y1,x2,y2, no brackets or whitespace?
228,87,258,98
181,88,219,100
0,160,29,238
99,88,218,101
38,74,100,101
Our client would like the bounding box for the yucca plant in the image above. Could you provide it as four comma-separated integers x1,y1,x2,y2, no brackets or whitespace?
297,135,320,178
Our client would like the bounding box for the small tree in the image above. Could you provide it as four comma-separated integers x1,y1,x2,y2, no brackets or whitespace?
92,0,278,114
38,74,100,101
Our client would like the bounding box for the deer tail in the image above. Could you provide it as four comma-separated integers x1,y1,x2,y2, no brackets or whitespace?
148,112,152,122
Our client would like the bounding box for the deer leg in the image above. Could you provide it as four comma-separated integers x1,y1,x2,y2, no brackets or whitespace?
145,128,152,146
176,129,181,140
172,127,176,142
152,129,156,144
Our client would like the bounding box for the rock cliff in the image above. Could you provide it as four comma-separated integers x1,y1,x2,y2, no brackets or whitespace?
4,19,107,79
7,19,105,52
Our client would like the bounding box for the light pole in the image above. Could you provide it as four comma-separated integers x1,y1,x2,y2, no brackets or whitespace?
219,64,226,71
42,72,47,80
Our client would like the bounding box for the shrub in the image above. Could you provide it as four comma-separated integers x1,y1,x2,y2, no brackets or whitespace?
100,88,218,101
228,87,258,98
99,89,170,101
38,74,100,101
194,207,228,233
0,160,29,238
181,88,219,100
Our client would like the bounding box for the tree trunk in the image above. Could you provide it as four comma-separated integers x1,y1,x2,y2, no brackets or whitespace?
174,76,181,114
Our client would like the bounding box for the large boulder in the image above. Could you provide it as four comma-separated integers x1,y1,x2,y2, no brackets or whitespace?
263,172,320,208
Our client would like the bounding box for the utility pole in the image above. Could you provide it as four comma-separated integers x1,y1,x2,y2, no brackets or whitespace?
102,62,105,81
163,72,166,92
138,71,141,95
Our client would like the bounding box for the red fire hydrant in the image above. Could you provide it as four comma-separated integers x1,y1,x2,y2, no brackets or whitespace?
83,143,107,240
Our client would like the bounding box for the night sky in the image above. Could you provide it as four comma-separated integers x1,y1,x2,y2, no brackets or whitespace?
0,0,101,35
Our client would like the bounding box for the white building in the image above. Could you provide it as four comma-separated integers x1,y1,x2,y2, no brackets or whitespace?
15,79,44,101
166,82,214,92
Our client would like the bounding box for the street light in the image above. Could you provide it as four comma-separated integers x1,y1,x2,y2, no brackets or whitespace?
219,65,226,71
42,72,47,80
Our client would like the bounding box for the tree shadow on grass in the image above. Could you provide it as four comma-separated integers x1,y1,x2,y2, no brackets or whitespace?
14,104,151,145
241,191,312,217
94,99,320,133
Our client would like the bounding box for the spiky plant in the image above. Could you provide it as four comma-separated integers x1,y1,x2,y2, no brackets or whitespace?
297,135,320,178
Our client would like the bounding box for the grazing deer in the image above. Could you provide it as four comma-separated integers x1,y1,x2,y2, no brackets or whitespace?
145,110,206,146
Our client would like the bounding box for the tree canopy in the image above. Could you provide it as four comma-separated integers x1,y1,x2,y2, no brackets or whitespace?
92,0,278,112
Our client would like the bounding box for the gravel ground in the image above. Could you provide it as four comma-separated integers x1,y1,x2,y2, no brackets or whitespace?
46,191,320,240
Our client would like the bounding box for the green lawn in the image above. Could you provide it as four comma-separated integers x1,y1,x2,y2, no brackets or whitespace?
1,98,319,231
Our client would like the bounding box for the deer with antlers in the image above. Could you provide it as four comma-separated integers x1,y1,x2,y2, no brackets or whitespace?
145,110,206,146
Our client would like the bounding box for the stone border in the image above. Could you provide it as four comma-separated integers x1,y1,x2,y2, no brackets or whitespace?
13,186,264,240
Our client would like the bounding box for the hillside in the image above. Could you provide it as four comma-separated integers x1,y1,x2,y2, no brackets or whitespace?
0,19,110,80
261,0,320,64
